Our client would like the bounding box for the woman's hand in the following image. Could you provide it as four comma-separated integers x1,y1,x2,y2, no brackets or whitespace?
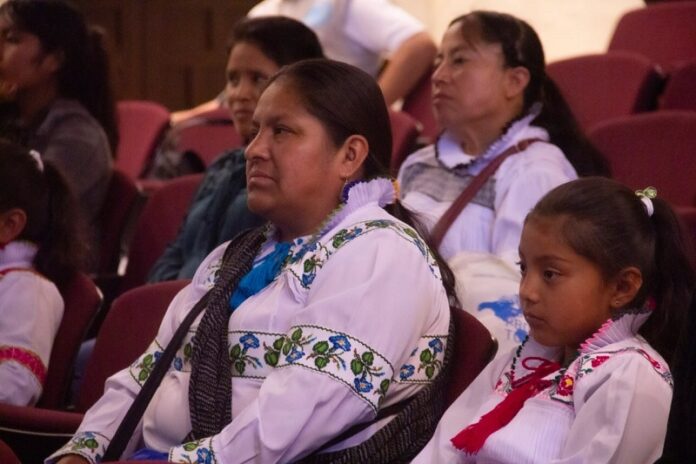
55,455,90,464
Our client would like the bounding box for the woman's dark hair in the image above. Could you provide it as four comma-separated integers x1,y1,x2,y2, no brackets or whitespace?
0,0,119,152
227,16,324,66
449,11,609,177
267,59,458,301
528,177,695,361
0,139,86,286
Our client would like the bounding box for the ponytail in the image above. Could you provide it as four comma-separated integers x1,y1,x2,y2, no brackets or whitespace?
32,162,88,287
534,76,611,178
0,139,87,287
68,26,119,154
638,198,695,362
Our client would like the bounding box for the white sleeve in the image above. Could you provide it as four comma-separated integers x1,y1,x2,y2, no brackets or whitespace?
168,229,450,463
344,0,426,56
492,145,577,266
0,273,63,406
555,354,672,464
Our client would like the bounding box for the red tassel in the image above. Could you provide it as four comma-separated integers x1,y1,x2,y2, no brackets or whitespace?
450,360,559,454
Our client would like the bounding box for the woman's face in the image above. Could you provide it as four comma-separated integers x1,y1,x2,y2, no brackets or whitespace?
431,22,515,131
226,41,280,141
245,79,345,241
0,14,57,100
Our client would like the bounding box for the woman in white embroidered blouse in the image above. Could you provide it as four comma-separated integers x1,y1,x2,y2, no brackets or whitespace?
398,10,610,355
51,59,455,464
413,177,695,463
398,11,609,264
0,140,86,406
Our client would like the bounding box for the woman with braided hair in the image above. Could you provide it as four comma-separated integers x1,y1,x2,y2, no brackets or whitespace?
50,59,455,464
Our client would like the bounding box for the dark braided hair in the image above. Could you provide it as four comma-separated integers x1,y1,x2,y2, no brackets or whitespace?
449,11,609,177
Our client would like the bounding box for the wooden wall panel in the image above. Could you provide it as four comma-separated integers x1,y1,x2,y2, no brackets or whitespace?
73,0,257,109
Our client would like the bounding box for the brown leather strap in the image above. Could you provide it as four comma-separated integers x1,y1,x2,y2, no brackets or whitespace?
430,138,542,250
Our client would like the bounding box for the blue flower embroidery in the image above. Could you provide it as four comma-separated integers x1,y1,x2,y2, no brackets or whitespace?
328,335,351,351
400,364,415,380
240,333,260,350
196,447,212,464
354,377,373,393
286,347,305,363
153,351,162,362
173,357,183,371
428,338,444,354
302,273,316,287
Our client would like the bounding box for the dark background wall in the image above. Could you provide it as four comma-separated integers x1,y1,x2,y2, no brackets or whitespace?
73,0,258,111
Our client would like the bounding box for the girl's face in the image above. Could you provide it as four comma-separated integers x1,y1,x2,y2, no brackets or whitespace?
245,79,346,241
518,216,616,353
431,22,518,131
225,41,280,142
0,15,57,99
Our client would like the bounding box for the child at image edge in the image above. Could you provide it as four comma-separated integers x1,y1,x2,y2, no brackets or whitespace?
413,177,694,463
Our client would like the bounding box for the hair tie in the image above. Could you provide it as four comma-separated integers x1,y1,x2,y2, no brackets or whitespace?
28,149,44,172
635,186,657,217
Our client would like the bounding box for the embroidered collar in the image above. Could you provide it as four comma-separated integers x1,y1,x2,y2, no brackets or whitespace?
579,306,652,354
436,103,545,175
263,177,397,253
516,305,653,374
0,241,38,270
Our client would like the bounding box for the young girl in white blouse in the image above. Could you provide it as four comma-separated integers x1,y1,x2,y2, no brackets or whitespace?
414,177,695,463
0,139,86,406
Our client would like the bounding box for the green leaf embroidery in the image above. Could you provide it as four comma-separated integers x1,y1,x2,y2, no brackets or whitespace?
351,359,364,376
315,357,329,369
273,337,285,351
138,369,149,381
230,344,242,359
183,343,192,358
84,439,98,450
313,341,330,354
282,341,292,356
291,328,303,342
183,442,198,452
361,351,375,366
380,379,390,394
420,349,433,363
142,354,153,367
265,351,279,367
234,360,246,375
425,365,435,379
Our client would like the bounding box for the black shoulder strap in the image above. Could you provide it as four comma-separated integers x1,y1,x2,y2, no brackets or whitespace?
102,290,211,460
103,228,259,460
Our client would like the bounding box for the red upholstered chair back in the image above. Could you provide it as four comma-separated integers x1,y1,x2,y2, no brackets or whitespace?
0,439,21,464
76,280,189,412
660,61,696,111
115,100,171,179
402,71,439,145
173,107,243,167
589,111,696,207
608,2,696,71
547,52,664,131
36,272,102,409
388,109,420,175
447,306,497,408
120,174,203,292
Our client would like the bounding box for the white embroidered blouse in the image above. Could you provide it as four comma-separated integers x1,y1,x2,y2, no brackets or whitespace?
0,241,64,406
49,179,451,463
398,111,578,265
412,309,673,463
